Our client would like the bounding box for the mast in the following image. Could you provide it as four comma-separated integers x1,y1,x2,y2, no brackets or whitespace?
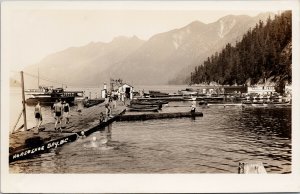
20,71,27,131
38,64,40,88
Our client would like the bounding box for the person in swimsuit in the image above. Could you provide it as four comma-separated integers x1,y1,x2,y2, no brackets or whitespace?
34,101,42,134
63,100,70,124
53,99,63,131
105,103,111,121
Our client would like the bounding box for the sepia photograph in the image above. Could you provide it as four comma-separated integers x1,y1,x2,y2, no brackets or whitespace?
1,0,300,193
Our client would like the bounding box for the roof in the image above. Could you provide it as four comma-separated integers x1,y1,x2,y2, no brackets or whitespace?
118,83,134,88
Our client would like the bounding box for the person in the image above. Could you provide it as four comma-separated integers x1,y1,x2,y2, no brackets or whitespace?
63,100,70,124
112,95,117,109
121,93,125,105
34,101,42,134
80,131,86,138
105,103,111,121
53,99,63,131
191,97,197,115
99,112,105,124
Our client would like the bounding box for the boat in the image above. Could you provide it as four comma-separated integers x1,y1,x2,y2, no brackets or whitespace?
178,88,198,96
131,99,168,108
149,90,169,97
198,100,208,106
84,99,105,108
25,86,53,95
242,98,291,107
26,88,84,106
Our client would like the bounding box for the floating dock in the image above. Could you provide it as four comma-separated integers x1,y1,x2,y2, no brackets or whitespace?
117,111,203,121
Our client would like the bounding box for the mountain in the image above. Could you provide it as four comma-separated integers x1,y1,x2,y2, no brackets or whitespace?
24,36,145,87
190,11,291,89
24,12,274,87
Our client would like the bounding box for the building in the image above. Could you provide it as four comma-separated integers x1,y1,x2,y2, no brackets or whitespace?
118,83,134,100
285,84,292,94
247,84,275,95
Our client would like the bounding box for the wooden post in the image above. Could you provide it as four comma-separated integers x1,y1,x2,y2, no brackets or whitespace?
238,161,267,174
20,71,27,131
38,64,40,88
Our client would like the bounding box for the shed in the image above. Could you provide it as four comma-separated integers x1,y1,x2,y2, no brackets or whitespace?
118,83,134,100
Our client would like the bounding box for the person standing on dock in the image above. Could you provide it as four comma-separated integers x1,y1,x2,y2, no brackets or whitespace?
105,103,111,121
112,95,117,109
191,97,197,115
53,99,63,131
34,101,42,134
63,100,70,124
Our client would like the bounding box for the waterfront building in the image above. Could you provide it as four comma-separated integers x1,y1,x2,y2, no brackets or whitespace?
118,83,134,100
247,84,275,95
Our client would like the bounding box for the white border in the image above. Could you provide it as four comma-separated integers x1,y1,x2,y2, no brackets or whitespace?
1,0,300,193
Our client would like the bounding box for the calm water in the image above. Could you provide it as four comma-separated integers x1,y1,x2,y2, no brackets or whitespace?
10,99,291,173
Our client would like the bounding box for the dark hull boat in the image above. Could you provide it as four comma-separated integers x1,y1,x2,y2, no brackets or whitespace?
149,90,169,97
25,88,84,106
84,99,105,108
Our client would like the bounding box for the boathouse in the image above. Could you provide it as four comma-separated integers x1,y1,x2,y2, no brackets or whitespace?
118,83,134,100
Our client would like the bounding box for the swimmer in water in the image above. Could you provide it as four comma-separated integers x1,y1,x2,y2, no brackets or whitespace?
89,136,98,147
81,131,86,138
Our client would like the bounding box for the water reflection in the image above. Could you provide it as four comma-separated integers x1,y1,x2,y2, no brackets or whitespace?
239,107,291,139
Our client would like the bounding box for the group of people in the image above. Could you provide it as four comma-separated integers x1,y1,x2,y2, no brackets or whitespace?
34,99,70,133
53,99,70,131
102,96,117,122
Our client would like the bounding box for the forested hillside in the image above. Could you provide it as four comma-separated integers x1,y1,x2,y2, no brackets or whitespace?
190,11,291,87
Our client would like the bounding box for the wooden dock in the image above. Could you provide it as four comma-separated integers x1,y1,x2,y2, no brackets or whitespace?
117,111,203,121
9,102,126,163
9,101,204,163
238,161,267,174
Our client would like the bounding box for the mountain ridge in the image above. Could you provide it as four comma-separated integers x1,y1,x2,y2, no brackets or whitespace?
23,12,275,87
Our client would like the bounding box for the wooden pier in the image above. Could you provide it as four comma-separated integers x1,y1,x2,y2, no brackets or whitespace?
9,102,126,163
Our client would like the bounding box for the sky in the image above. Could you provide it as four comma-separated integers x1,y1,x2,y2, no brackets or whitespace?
1,1,286,72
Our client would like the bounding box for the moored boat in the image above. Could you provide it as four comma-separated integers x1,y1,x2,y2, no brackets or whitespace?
149,90,169,97
26,88,84,106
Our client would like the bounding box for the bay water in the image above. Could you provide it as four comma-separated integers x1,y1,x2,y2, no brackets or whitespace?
9,86,291,173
